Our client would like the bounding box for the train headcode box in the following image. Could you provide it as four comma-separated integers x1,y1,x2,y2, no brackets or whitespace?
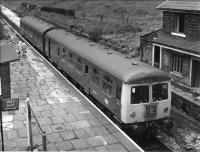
1,98,19,111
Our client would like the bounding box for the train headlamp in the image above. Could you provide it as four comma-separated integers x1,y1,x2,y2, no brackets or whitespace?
164,107,168,113
130,112,136,118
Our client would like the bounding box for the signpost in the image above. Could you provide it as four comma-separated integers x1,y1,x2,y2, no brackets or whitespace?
1,98,19,111
0,98,19,151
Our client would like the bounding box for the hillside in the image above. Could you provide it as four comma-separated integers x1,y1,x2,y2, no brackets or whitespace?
1,0,165,57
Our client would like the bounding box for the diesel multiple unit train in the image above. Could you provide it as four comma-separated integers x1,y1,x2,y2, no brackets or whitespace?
20,16,173,135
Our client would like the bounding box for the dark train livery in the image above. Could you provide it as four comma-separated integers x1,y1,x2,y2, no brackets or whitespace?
20,16,173,134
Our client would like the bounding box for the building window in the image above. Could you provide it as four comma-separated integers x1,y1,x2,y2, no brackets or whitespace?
103,75,113,97
175,14,185,33
171,54,182,74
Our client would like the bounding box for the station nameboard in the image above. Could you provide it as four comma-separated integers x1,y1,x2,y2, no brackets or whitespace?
1,98,19,111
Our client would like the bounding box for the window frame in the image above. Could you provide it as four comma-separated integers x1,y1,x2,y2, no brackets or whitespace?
152,83,168,102
91,67,100,86
116,84,122,101
174,13,185,34
75,57,83,75
171,53,182,74
57,46,60,56
68,52,75,69
131,85,149,104
102,74,113,97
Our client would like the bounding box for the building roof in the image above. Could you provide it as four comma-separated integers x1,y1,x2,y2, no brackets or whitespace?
157,0,200,13
20,16,55,34
0,43,19,64
153,32,200,55
46,29,170,84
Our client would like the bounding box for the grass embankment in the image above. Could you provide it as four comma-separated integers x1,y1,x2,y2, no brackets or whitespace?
1,0,164,57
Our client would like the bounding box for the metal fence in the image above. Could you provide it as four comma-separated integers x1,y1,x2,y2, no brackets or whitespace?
25,94,47,151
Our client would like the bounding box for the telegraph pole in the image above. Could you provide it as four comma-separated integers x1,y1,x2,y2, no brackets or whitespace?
0,103,4,151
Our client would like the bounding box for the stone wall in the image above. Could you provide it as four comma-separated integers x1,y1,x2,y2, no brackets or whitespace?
162,11,175,34
139,29,161,64
140,40,152,64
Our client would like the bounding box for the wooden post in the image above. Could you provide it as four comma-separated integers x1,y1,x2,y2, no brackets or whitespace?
42,131,47,151
25,95,33,150
0,110,4,151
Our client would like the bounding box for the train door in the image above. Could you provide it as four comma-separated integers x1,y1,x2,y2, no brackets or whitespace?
153,45,161,68
44,37,49,57
84,64,90,93
48,38,51,58
114,83,122,118
192,60,200,87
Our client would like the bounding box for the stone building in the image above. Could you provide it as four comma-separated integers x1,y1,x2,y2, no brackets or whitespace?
0,43,19,99
140,0,200,90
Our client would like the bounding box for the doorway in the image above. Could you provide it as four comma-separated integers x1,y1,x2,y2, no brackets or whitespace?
192,60,200,87
154,45,160,68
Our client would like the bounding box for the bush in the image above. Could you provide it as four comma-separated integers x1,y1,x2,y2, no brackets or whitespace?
116,24,142,34
88,27,103,42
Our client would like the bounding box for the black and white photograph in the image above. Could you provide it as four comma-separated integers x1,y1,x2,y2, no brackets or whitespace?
0,0,199,151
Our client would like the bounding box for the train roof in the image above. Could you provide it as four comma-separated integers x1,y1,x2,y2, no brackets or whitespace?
46,29,171,84
20,16,55,34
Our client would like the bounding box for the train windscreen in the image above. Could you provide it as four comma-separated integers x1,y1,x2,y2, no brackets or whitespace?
152,83,168,102
131,86,149,104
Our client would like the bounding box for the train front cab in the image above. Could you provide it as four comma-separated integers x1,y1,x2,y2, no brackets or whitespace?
120,80,172,129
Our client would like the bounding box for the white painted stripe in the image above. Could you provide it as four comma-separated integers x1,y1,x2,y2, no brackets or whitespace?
153,43,200,58
156,0,169,9
3,14,144,152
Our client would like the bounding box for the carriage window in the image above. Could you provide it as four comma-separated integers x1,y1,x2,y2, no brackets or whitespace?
103,75,113,97
75,57,82,75
63,48,66,56
153,83,168,102
131,86,149,104
116,85,122,100
68,52,74,69
85,65,88,76
69,52,73,58
57,47,60,56
91,68,100,85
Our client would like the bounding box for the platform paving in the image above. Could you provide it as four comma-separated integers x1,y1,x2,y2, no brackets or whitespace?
1,38,142,151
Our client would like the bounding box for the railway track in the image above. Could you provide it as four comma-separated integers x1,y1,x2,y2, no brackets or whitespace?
1,13,173,152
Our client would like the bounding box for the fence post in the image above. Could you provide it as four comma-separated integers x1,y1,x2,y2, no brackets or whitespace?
25,94,33,151
42,131,47,151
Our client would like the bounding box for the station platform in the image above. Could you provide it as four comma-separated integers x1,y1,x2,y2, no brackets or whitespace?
1,32,143,152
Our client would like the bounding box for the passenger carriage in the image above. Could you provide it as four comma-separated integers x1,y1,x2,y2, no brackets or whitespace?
45,29,172,126
20,16,173,133
20,16,56,53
